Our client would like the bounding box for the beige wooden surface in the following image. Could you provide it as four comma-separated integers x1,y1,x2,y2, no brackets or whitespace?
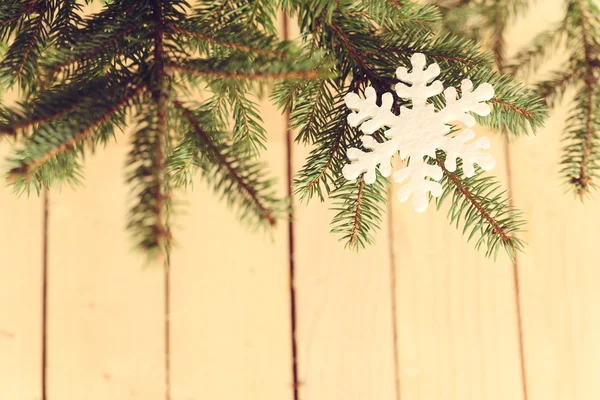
1,1,600,400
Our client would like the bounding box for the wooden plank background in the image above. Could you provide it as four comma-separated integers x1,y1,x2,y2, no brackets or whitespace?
1,1,599,399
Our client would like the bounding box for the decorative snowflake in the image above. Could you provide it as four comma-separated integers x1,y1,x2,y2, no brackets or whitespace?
342,53,496,212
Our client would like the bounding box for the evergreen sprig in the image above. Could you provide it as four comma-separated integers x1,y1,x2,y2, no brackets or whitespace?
275,0,544,255
509,0,600,196
0,0,547,258
434,152,525,260
0,0,321,259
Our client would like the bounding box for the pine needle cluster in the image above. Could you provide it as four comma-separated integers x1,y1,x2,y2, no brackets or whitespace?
509,0,600,197
438,0,600,198
0,0,546,259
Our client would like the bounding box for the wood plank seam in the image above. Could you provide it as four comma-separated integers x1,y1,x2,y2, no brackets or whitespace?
42,189,49,400
283,14,300,400
503,137,529,400
387,194,402,400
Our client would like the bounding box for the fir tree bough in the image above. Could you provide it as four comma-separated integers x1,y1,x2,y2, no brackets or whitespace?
0,0,546,259
438,0,600,197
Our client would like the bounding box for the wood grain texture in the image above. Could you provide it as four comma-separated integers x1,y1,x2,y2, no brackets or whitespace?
169,99,294,400
293,151,397,400
0,142,43,400
286,16,397,400
508,1,600,398
292,141,397,400
391,132,525,400
2,2,600,400
46,139,165,400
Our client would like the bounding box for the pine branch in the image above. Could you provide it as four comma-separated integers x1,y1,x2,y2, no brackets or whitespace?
534,66,582,108
8,84,144,182
228,82,267,154
435,153,525,260
48,24,139,74
506,22,567,77
0,4,49,91
171,100,280,226
331,173,389,249
140,0,170,256
166,59,322,81
0,2,37,41
470,68,547,136
0,74,127,136
569,0,599,195
349,178,365,247
294,108,354,201
170,24,285,57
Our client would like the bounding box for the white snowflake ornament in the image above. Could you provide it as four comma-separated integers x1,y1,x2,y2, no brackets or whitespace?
342,53,496,213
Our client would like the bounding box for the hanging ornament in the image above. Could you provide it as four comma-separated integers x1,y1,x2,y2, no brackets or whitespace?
342,53,496,212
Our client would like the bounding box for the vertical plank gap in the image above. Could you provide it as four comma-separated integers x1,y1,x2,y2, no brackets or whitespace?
282,13,300,400
387,192,402,400
503,138,528,400
165,245,171,400
41,189,49,400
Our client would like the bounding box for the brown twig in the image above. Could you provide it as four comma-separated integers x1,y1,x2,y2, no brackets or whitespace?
166,63,320,80
172,100,277,226
13,14,44,82
349,177,366,247
50,24,138,73
170,25,285,57
435,155,511,244
8,85,144,181
574,0,597,195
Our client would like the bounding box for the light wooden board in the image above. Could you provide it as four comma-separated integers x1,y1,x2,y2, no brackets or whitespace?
507,2,600,399
0,142,43,400
286,17,397,400
293,181,397,400
46,139,166,400
511,106,600,400
391,132,525,400
168,99,294,400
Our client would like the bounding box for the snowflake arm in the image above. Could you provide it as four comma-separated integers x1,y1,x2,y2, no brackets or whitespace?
341,53,497,212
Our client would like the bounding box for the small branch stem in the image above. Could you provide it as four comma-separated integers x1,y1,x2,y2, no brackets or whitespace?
574,0,597,194
435,156,511,244
349,177,366,247
166,63,320,80
172,100,276,225
9,86,144,180
170,25,285,57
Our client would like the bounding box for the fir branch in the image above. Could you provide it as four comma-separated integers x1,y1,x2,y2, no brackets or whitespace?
435,154,525,260
166,60,322,81
561,89,600,196
294,108,353,201
171,100,279,226
0,2,37,41
48,24,139,74
147,0,170,255
0,5,49,91
328,20,370,73
470,69,547,136
51,0,85,47
8,84,144,181
170,25,285,57
506,22,567,77
570,0,598,195
0,102,77,136
534,67,582,108
360,0,441,30
0,73,139,135
228,82,267,154
349,177,365,247
331,173,389,249
381,29,492,70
